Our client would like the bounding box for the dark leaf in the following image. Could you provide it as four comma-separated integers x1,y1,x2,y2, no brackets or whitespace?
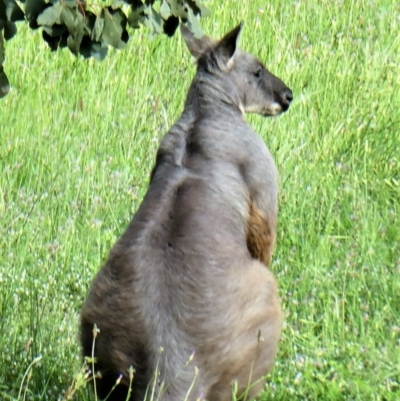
29,18,39,30
0,33,5,64
59,31,68,48
25,0,47,21
4,21,17,40
79,36,108,61
42,29,61,51
130,0,144,8
0,66,10,98
163,15,179,37
78,35,92,58
0,7,7,31
42,23,67,38
37,3,62,27
4,0,25,22
121,28,129,45
129,0,144,9
0,2,6,30
83,10,96,36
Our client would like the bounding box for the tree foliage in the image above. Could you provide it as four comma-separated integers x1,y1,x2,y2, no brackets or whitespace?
0,0,209,98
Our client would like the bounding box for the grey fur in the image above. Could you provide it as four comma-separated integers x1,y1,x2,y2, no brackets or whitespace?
80,22,293,401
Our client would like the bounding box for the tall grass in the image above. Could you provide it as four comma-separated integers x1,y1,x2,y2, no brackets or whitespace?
1,0,399,400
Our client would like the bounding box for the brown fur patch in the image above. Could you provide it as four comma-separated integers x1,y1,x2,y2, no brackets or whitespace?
246,201,276,266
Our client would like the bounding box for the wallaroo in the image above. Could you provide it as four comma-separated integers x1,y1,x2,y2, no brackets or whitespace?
80,22,293,401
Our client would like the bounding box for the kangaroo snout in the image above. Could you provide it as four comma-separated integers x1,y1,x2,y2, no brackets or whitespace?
269,85,293,116
267,86,293,116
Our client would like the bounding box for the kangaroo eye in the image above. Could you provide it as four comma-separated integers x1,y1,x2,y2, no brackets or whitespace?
254,68,262,78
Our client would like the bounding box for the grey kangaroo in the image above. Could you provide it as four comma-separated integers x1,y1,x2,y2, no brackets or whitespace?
80,22,293,401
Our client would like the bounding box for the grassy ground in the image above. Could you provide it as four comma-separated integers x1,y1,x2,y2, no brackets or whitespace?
1,0,399,400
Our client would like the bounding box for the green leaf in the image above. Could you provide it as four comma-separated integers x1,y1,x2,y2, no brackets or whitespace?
128,5,146,29
60,6,81,33
3,0,25,22
168,0,187,19
0,66,10,98
67,33,82,55
60,7,85,54
186,8,203,38
37,3,62,26
194,0,210,18
92,44,108,61
59,31,68,48
102,8,127,48
186,0,210,18
25,0,47,21
112,0,127,9
92,12,105,42
159,1,171,20
142,5,163,36
63,0,78,7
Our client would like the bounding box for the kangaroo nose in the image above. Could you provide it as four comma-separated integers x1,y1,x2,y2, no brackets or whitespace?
284,89,293,104
280,89,293,112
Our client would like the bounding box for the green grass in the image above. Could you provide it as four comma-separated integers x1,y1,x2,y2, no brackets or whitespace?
1,0,399,400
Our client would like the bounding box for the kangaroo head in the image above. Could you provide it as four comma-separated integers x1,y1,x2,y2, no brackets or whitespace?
181,23,293,117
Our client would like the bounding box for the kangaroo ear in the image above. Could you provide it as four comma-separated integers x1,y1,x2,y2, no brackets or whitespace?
214,22,243,66
180,24,215,59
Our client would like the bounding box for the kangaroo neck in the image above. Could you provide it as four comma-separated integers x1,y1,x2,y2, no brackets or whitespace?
183,75,244,120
